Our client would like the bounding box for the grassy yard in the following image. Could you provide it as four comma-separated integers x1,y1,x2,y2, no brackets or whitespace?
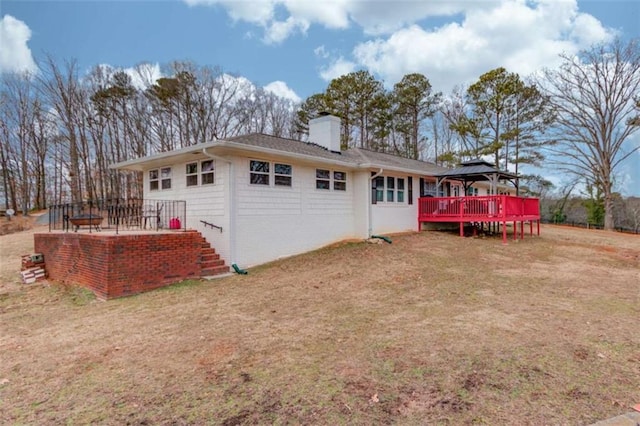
1,225,639,424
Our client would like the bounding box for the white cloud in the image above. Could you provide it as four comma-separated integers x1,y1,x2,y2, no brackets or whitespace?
183,0,502,42
182,0,498,44
263,16,309,44
264,80,301,102
184,0,275,25
125,63,162,90
350,0,614,93
570,13,617,45
85,63,162,91
0,15,38,74
319,57,356,81
617,133,640,196
314,45,329,59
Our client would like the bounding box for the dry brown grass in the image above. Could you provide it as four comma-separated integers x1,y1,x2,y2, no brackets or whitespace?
1,225,639,424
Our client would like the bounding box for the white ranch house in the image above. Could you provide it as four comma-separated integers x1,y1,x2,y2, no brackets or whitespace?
112,115,508,267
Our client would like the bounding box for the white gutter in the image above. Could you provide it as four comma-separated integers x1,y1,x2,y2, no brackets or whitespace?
202,148,237,266
368,168,384,237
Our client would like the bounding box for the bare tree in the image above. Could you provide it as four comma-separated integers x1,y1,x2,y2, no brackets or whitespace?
1,72,42,215
38,58,84,204
542,38,640,230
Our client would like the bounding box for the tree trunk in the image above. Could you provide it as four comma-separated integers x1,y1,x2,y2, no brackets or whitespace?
603,189,615,231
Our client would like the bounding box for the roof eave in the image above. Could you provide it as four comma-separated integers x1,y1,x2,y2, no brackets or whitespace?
358,163,442,176
110,140,359,171
109,141,219,171
219,141,358,169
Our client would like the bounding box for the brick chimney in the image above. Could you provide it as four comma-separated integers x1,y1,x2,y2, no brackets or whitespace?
309,113,341,153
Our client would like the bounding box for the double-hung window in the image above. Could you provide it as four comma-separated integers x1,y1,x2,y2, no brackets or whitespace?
316,169,347,191
423,181,444,197
397,178,405,202
373,175,406,203
386,177,395,202
149,167,172,191
333,171,346,191
186,163,198,187
250,160,270,185
316,169,331,190
186,160,215,187
274,163,292,186
201,160,214,185
250,160,292,187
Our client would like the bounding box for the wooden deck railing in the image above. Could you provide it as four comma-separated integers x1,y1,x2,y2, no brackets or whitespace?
418,195,540,222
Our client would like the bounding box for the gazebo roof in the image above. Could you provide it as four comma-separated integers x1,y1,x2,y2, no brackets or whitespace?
434,159,519,193
435,159,518,182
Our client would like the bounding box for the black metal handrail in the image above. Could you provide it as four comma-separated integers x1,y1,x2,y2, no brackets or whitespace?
200,220,223,232
48,198,187,234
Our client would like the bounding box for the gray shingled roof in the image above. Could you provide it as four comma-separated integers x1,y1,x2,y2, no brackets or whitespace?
226,133,447,175
346,148,448,174
112,132,451,176
225,133,349,163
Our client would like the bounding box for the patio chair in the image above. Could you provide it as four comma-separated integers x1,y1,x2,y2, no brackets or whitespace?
142,203,163,229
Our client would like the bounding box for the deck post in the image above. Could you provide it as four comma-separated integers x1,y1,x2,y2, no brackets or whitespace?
537,220,540,236
460,221,464,237
520,221,524,240
513,221,517,240
502,221,507,244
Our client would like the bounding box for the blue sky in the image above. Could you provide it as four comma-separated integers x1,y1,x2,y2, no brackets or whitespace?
1,0,639,194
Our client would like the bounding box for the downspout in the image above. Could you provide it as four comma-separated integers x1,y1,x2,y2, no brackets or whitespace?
202,148,236,267
368,168,384,237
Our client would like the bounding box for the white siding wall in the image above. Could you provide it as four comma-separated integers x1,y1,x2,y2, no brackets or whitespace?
234,157,358,267
141,157,428,268
351,172,371,238
370,173,419,235
142,158,231,263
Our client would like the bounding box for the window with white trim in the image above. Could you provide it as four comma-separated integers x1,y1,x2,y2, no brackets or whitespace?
250,160,292,187
316,169,347,191
160,167,172,189
375,176,384,201
316,169,330,190
201,160,214,185
334,171,346,191
186,162,198,187
397,178,405,202
274,163,292,187
150,167,172,191
250,160,270,185
386,176,395,202
186,160,215,187
150,169,159,191
423,181,444,197
373,176,406,203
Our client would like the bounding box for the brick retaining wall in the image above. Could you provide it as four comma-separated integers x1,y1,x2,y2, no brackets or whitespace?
34,231,204,299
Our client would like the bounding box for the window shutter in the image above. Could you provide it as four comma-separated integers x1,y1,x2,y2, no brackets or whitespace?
419,178,425,197
371,172,377,205
408,176,413,205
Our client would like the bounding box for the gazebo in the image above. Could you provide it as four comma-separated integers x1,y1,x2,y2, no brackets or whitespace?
434,159,519,196
418,160,540,243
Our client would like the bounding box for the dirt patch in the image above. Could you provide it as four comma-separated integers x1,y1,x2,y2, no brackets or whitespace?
0,224,639,424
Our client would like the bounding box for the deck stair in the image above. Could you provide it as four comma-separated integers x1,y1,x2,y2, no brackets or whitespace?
196,233,229,277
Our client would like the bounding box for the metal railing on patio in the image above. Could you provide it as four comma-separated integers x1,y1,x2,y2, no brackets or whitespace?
48,198,187,234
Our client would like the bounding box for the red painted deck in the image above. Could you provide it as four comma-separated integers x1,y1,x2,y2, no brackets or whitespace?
418,195,541,243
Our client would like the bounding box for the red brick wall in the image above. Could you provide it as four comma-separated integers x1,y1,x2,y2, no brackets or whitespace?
34,231,203,299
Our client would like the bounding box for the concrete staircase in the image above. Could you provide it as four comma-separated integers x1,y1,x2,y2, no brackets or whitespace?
197,234,229,277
